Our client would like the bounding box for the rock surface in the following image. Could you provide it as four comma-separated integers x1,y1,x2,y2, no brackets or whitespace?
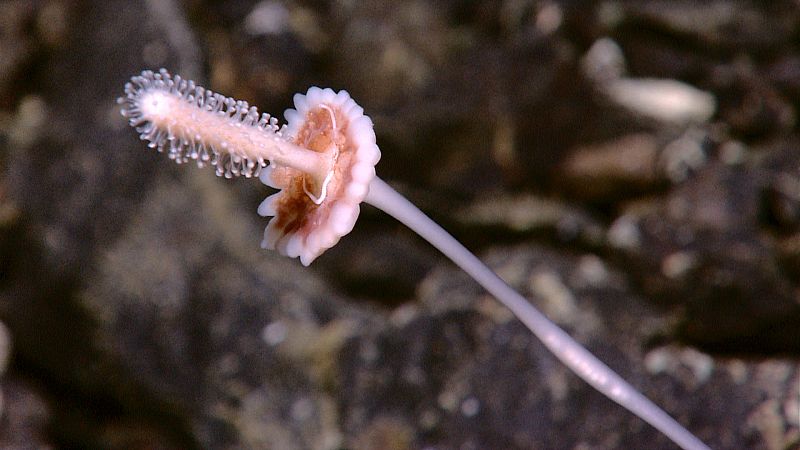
0,0,798,449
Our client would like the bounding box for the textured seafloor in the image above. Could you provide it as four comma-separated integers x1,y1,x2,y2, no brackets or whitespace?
1,1,799,448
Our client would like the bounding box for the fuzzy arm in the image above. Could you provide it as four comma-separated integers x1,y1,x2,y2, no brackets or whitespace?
365,176,709,450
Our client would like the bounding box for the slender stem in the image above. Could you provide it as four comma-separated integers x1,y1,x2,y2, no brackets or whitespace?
365,177,709,450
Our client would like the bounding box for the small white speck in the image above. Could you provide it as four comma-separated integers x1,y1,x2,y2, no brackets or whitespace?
577,254,609,287
390,303,419,328
608,215,641,250
645,347,671,374
582,37,626,83
661,131,707,182
291,397,314,421
530,271,577,323
535,3,563,35
460,397,481,417
244,1,290,36
438,391,459,412
261,321,287,345
662,251,696,279
681,348,715,383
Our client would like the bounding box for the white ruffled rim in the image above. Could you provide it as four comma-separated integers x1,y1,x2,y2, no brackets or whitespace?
257,87,381,266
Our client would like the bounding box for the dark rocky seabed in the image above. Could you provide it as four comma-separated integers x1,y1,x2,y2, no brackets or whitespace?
0,1,799,449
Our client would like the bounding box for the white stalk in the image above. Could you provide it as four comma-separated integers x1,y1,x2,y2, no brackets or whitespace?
137,89,332,177
365,176,709,450
120,69,335,188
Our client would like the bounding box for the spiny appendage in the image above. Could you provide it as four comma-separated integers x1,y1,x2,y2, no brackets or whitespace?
118,69,287,179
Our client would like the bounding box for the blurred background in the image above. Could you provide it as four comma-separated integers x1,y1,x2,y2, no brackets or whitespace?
1,0,799,448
